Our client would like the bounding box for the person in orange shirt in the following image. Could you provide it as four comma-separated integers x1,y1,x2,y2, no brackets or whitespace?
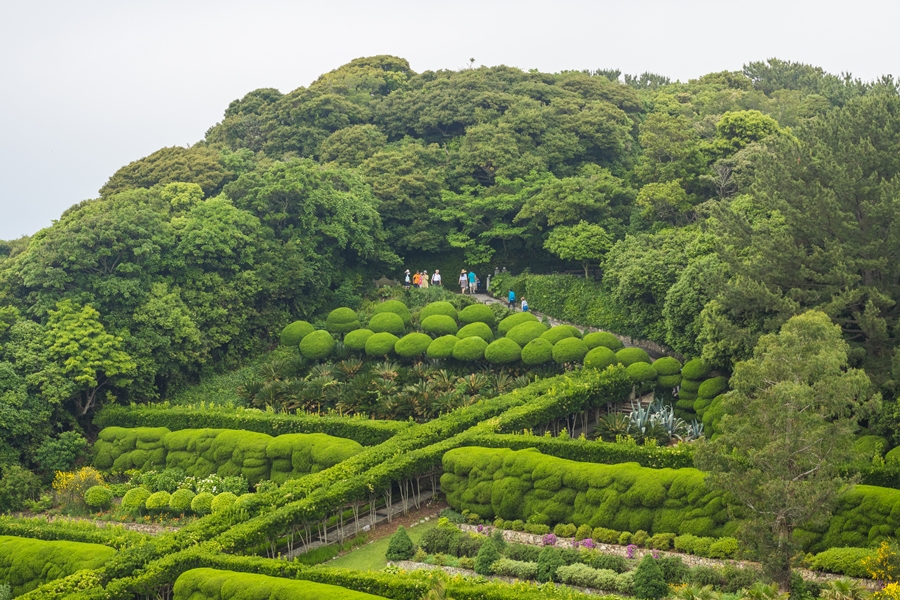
412,272,421,288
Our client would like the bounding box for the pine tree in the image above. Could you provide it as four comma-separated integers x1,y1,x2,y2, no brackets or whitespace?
633,554,669,600
537,546,566,583
386,525,415,561
474,538,500,575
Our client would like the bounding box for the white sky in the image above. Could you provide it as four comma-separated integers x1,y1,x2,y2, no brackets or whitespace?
1,0,897,240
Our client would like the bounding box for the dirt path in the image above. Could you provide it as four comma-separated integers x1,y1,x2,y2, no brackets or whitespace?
15,513,179,535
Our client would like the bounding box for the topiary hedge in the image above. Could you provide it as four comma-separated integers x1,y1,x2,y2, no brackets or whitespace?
421,314,458,336
680,379,702,393
372,300,411,325
121,487,151,512
552,338,590,364
506,322,548,347
697,376,728,399
368,312,405,335
280,321,315,346
452,336,488,361
299,330,335,360
521,338,553,366
0,536,117,597
583,346,619,371
343,328,374,352
91,426,168,472
458,304,496,326
498,312,538,335
583,332,624,351
808,547,875,578
84,486,113,510
626,362,658,385
191,492,214,515
541,326,575,345
485,338,522,365
145,491,171,511
615,347,651,366
563,325,583,339
651,357,682,377
365,332,400,356
169,488,195,513
420,301,458,322
172,567,387,600
426,335,459,359
658,374,682,388
211,492,237,514
394,333,433,358
681,359,712,380
325,308,360,334
456,322,494,343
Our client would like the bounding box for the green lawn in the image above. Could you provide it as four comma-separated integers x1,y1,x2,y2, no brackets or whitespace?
328,518,438,571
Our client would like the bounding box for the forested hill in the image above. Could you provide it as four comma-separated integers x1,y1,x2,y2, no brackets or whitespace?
2,55,900,464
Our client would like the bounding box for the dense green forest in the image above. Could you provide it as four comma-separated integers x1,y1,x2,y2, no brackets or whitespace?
2,54,900,471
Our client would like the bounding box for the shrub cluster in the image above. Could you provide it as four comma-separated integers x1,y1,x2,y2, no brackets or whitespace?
0,535,117,597
173,567,388,599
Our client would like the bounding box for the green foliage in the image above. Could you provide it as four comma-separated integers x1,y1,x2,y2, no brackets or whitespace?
191,492,214,515
280,321,315,346
100,146,231,197
420,301,458,322
544,221,612,277
372,300,411,325
169,489,196,513
498,312,539,335
84,486,113,510
505,322,548,346
583,346,619,371
886,447,900,465
583,332,624,351
385,525,415,561
365,332,400,357
680,359,711,380
394,333,433,358
552,338,589,364
854,435,888,458
458,304,496,327
633,555,668,599
554,523,577,537
521,339,554,366
426,335,459,359
651,357,682,377
537,546,566,582
808,547,874,578
121,487,151,513
474,538,501,575
626,362,658,384
615,347,651,366
456,322,494,343
368,312,406,335
421,315,459,336
541,326,576,345
343,328,374,351
452,336,488,361
172,567,388,599
211,492,237,514
0,536,117,597
299,330,335,360
484,338,522,365
145,491,171,511
0,465,41,512
697,376,728,399
325,308,361,334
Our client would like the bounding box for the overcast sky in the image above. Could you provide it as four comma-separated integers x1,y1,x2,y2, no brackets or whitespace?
1,0,897,240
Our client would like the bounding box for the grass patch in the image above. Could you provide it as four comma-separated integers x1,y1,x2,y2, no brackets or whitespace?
329,518,439,571
169,347,283,406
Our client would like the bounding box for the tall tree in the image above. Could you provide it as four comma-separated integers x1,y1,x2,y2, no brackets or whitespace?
544,221,611,277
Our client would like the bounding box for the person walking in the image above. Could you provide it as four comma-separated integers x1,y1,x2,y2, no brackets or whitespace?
431,270,442,287
403,269,411,290
458,270,468,294
507,289,516,310
421,270,430,288
521,298,529,312
467,270,476,294
414,271,422,288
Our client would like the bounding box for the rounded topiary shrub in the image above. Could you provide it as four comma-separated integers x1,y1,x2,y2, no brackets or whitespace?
122,487,151,512
652,356,682,376
583,331,624,351
421,314,459,336
540,325,575,345
84,485,113,510
485,338,522,365
698,376,728,399
145,490,171,511
420,301,458,322
552,337,589,364
459,304,496,326
498,312,538,335
505,321,548,346
427,335,459,359
344,328,374,351
373,300,411,325
280,320,315,346
681,358,712,380
626,362,658,384
658,374,682,388
325,307,360,334
457,322,494,343
521,338,553,365
884,446,900,465
365,332,400,357
299,330,335,360
169,488,195,513
211,492,238,514
584,346,619,371
452,336,488,361
233,493,260,512
395,333,433,358
191,491,215,515
680,378,702,393
615,347,652,366
369,312,406,335
564,325,583,339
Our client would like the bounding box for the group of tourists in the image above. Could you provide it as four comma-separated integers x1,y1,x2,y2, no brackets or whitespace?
458,269,479,294
403,269,442,289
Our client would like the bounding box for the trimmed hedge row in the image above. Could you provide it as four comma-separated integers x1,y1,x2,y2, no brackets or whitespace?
173,568,387,599
94,404,408,446
94,427,363,484
0,535,117,596
0,516,148,550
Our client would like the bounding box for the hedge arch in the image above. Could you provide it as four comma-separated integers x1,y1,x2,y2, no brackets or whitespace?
626,362,658,384
299,330,335,360
652,357,682,376
373,300,411,324
484,338,522,365
280,320,315,346
505,321,548,347
452,336,488,361
395,333,433,358
521,338,553,365
421,314,459,336
698,376,728,399
552,337,589,364
365,332,400,357
615,347,651,366
325,308,360,334
368,312,405,335
343,328,374,351
420,301,458,322
458,304,496,326
427,335,460,359
540,325,575,345
498,312,538,335
584,346,619,371
457,322,494,343
682,358,712,380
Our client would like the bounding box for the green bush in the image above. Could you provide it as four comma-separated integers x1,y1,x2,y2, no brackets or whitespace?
394,333,433,358
575,523,593,541
368,312,405,335
633,554,668,599
420,301,458,322
458,304,496,326
325,308,360,334
680,379,702,393
34,432,89,473
191,492,214,515
456,322,494,343
492,558,539,580
626,362,658,384
521,338,554,365
299,330,335,360
365,332,400,357
553,523,577,537
552,338,589,364
172,568,390,600
583,331,624,351
657,374,682,388
421,314,458,336
121,487,151,513
452,336,488,361
84,486,113,510
537,546,566,582
681,359,712,380
0,465,41,513
426,335,459,359
474,538,501,575
648,532,675,550
0,536,117,597
563,325,583,339
145,491,171,511
697,376,728,399
707,536,739,558
524,523,550,535
541,326,575,345
385,525,415,561
592,527,619,544
484,338,522,365
886,447,900,465
211,492,237,514
505,322,548,346
343,328,374,351
498,312,538,335
651,357,682,376
632,530,650,547
373,300,411,324
169,489,196,513
583,346,619,371
808,547,875,578
855,435,889,458
615,347,651,366
280,320,315,346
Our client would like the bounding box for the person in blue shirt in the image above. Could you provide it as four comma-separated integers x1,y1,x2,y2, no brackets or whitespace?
507,289,516,310
521,298,529,312
467,270,476,294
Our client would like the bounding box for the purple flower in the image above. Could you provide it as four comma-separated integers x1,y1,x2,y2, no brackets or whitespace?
626,544,637,559
581,539,595,549
542,533,558,546
652,550,660,559
477,524,484,533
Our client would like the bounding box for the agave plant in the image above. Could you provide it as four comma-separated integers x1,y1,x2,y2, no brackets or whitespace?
336,358,365,380
593,413,632,441
744,582,789,600
372,360,401,381
819,578,871,600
